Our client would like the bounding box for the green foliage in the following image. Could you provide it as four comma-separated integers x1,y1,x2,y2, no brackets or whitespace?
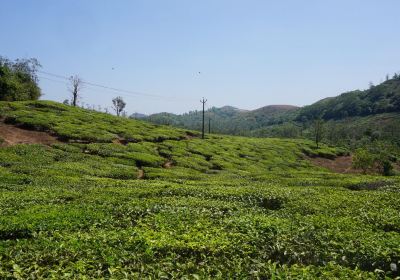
298,77,400,121
0,101,195,143
144,78,400,151
0,100,399,278
353,148,375,174
145,105,299,136
312,118,324,148
352,142,398,176
0,57,41,101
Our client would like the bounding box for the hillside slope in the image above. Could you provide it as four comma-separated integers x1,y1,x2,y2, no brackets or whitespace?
0,101,399,279
0,101,334,180
144,76,400,142
297,76,400,121
145,104,298,135
0,101,198,143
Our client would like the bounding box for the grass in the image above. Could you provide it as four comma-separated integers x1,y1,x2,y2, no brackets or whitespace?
0,100,399,279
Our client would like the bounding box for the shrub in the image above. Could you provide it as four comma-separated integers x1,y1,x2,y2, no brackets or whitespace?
346,180,389,191
381,160,394,176
352,148,374,174
0,57,41,101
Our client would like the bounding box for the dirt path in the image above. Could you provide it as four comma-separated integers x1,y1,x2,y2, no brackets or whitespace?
163,161,174,169
137,169,145,179
0,122,58,147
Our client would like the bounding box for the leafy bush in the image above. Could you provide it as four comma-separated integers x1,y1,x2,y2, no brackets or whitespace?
0,57,41,101
352,148,375,173
353,142,398,176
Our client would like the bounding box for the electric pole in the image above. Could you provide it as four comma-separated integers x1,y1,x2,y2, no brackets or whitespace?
200,97,207,139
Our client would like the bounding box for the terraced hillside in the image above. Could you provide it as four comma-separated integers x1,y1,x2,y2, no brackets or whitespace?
0,101,399,279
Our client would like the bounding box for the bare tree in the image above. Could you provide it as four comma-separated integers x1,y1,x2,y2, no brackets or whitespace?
112,96,126,117
69,75,83,107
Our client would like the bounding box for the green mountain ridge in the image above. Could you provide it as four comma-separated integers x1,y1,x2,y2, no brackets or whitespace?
298,76,400,121
145,104,299,135
143,76,400,144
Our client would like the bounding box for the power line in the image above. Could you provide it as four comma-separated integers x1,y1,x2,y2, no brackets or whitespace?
80,84,162,102
39,75,160,102
38,71,69,80
38,70,168,100
38,76,68,85
37,70,196,102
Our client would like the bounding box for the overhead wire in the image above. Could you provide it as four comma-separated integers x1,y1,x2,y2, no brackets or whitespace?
39,74,158,102
38,76,68,85
37,70,197,102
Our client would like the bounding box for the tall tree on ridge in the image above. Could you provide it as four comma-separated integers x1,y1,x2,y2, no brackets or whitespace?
69,75,83,107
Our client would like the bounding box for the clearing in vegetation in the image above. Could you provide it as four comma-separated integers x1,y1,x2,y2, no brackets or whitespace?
0,101,399,279
0,122,58,146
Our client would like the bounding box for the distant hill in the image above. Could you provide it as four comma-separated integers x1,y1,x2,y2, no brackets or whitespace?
144,75,400,143
297,75,400,121
129,112,148,119
145,104,298,135
252,76,400,145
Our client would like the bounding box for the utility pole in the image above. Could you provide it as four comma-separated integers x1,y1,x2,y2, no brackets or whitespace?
200,97,207,139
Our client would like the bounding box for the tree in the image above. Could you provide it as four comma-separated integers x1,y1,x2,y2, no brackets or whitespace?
368,81,374,89
62,99,69,105
370,141,395,176
69,75,83,107
313,118,324,148
352,148,374,174
353,141,396,176
0,56,41,101
112,96,126,116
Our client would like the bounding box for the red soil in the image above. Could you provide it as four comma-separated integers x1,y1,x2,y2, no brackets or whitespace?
163,161,174,169
137,169,145,179
309,156,360,174
0,122,58,147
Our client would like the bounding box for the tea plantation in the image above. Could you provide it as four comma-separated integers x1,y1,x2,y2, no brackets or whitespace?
0,101,399,279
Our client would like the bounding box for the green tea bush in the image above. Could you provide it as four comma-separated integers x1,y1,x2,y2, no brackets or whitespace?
0,100,399,278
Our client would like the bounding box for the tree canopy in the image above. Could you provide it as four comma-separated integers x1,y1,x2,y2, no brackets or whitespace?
296,75,400,121
0,56,41,101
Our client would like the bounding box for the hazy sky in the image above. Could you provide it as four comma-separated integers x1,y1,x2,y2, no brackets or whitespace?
1,0,400,114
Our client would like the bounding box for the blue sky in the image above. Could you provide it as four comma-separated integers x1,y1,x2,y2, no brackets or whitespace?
1,0,400,114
